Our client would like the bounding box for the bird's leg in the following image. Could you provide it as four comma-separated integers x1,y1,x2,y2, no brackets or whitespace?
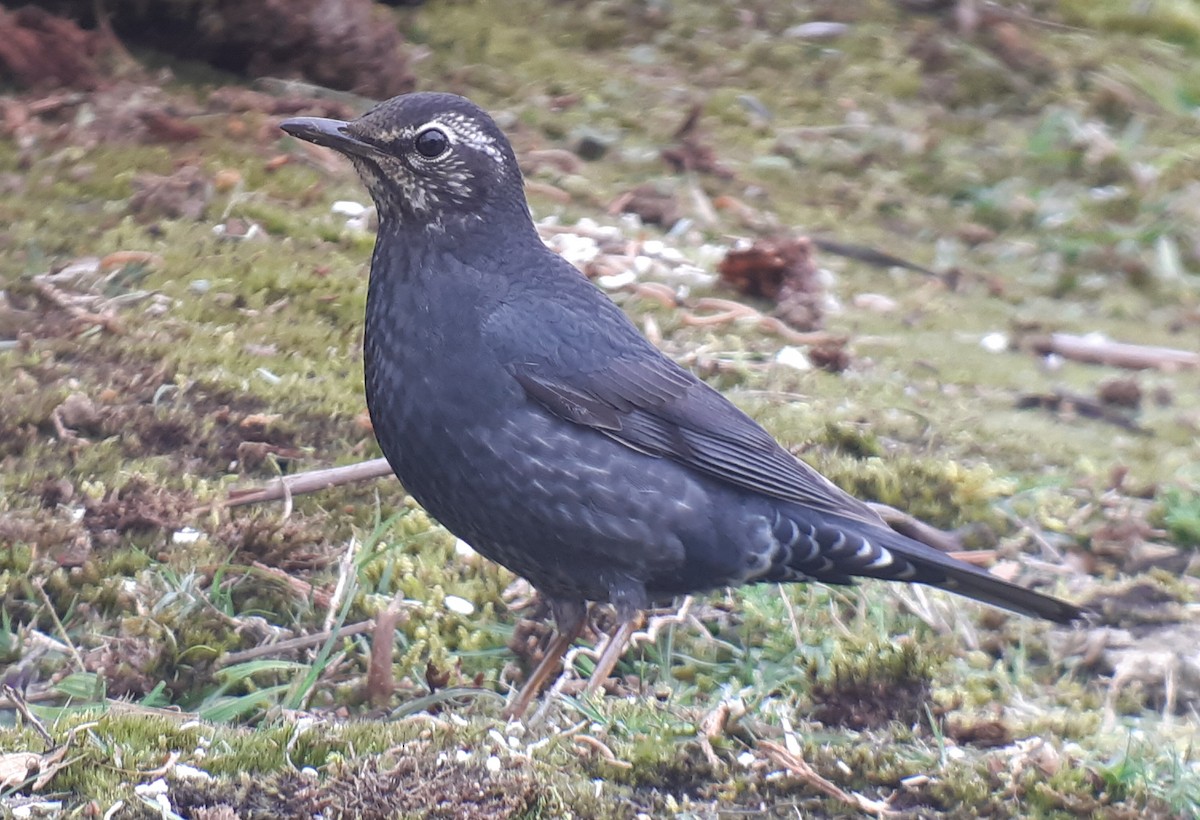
583,605,643,696
503,598,587,720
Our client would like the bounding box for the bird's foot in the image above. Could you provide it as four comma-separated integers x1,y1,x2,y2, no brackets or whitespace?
503,598,587,720
583,612,643,697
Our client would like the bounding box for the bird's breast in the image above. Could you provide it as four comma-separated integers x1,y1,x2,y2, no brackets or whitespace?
358,245,726,601
363,275,516,479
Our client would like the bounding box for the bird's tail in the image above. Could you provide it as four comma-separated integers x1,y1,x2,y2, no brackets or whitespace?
764,510,1084,624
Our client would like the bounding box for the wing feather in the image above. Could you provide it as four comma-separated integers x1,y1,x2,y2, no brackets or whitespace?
508,354,882,527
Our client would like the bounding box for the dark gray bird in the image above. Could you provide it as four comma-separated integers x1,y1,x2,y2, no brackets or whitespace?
280,93,1082,717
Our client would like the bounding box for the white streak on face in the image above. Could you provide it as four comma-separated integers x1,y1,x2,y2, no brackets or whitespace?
422,114,505,166
348,108,509,232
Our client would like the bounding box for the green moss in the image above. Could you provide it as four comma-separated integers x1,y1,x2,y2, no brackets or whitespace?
810,451,1012,531
1157,487,1200,548
804,637,937,731
1062,0,1200,50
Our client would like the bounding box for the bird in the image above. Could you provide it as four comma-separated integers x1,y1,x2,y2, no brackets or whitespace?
280,93,1083,718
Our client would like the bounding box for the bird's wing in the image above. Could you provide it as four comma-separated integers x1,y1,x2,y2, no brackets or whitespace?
509,353,883,528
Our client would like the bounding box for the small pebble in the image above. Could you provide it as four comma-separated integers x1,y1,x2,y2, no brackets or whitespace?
979,332,1008,353
332,200,368,217
854,292,897,313
444,595,475,615
173,527,202,545
597,270,637,290
134,779,169,797
775,346,812,371
783,21,849,39
172,764,212,781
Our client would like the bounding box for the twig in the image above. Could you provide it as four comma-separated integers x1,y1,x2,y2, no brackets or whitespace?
760,740,893,816
868,502,965,555
812,236,940,278
50,405,87,446
622,597,693,658
1015,390,1143,432
683,297,758,325
323,537,360,634
686,175,719,227
30,580,85,673
868,502,999,566
2,686,54,748
698,698,744,770
217,620,375,667
754,315,842,346
135,751,182,779
1026,333,1199,371
216,459,394,510
685,297,843,346
367,594,408,706
890,585,955,637
279,468,294,521
256,77,376,110
26,93,86,116
1002,511,1065,563
30,279,124,334
249,561,334,609
627,281,678,308
977,0,1092,33
97,701,194,720
778,585,804,649
573,734,632,769
22,629,73,656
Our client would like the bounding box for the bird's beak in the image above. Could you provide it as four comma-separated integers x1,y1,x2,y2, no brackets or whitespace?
280,117,381,160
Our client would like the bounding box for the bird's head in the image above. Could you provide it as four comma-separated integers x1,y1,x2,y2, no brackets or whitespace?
281,93,531,234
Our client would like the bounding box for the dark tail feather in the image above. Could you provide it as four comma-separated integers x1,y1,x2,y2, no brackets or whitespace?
922,560,1083,624
772,511,1085,624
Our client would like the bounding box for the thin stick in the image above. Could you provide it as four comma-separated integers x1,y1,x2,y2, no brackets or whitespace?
1027,333,1199,371
29,279,124,334
323,537,361,634
760,739,893,816
31,580,85,672
868,502,964,555
216,459,394,510
778,585,804,649
366,594,408,707
2,685,54,747
216,620,375,667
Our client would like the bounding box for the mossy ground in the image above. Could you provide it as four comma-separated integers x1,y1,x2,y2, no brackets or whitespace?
2,0,1199,817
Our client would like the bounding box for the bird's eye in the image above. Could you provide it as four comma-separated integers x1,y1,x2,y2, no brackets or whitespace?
414,127,450,159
